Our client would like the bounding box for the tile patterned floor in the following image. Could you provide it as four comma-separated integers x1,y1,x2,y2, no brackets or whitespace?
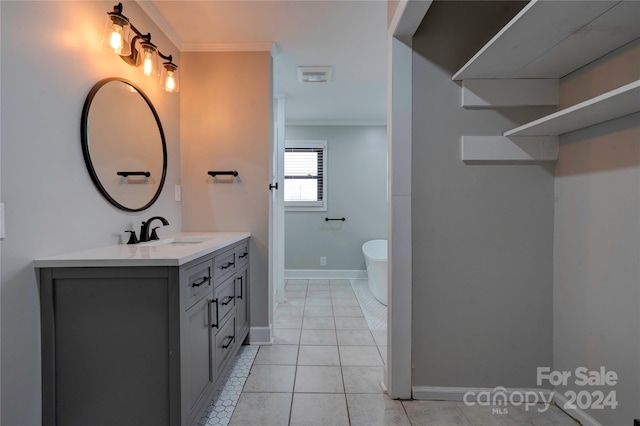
198,345,259,425
202,278,580,426
350,279,387,330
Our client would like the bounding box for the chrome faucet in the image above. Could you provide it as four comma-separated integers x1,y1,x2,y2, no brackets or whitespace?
140,216,170,242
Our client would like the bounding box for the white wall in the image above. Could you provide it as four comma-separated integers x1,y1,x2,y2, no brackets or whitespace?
411,1,554,388
554,39,640,426
0,2,181,423
284,125,387,271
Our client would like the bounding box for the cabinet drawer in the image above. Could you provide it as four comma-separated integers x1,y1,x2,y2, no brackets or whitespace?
214,317,236,372
212,276,236,327
235,241,249,268
184,259,213,310
213,249,236,285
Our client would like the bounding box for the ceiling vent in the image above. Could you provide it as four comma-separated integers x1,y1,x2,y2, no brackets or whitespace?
298,66,333,83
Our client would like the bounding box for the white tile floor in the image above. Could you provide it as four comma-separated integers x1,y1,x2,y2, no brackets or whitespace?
201,278,581,426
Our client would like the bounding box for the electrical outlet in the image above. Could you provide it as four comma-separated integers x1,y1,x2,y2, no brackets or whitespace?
320,256,327,267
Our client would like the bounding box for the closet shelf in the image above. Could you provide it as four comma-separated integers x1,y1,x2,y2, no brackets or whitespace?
453,0,640,81
504,80,640,137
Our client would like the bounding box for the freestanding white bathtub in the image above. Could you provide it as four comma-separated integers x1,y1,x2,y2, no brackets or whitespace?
362,239,387,306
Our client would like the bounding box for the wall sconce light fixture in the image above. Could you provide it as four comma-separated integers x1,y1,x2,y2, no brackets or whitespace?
104,3,179,92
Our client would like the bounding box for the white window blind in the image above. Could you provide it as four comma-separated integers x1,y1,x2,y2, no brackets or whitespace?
284,140,327,211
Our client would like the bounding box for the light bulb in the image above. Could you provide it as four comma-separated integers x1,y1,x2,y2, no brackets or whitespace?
165,71,176,91
143,51,154,76
109,24,123,54
162,62,179,92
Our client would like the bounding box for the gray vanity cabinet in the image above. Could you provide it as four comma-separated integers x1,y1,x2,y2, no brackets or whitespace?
37,238,250,426
235,241,250,341
236,266,249,340
185,294,214,416
183,257,216,421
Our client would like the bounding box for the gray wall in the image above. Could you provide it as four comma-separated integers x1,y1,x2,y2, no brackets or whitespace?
285,125,387,271
554,40,640,426
0,2,181,424
411,1,555,388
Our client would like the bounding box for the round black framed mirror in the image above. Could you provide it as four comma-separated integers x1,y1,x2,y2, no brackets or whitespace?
81,77,167,212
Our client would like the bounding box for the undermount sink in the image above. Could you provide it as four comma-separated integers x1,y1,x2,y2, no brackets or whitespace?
140,236,217,247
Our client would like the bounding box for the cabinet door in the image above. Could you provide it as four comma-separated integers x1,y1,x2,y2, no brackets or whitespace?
214,275,236,324
183,258,213,310
213,316,236,375
214,248,236,285
235,267,249,341
185,295,214,414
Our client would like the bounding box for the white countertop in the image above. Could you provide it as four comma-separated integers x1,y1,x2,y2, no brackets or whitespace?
34,232,251,268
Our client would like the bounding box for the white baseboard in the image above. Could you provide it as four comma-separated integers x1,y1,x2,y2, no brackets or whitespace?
553,392,602,426
412,386,596,425
249,326,272,345
285,269,367,280
412,386,553,401
412,386,544,401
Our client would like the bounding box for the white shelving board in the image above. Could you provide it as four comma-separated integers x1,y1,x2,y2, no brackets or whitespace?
453,0,640,80
505,80,640,137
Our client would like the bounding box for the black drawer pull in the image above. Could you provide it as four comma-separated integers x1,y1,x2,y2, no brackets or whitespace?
222,335,235,349
221,295,235,306
210,299,219,329
221,261,235,270
192,276,210,287
239,252,248,259
238,276,243,300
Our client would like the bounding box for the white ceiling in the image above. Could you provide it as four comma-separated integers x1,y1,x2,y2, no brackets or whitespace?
141,0,388,125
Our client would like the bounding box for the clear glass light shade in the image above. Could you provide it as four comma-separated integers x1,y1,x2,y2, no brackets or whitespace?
138,43,159,77
103,15,131,56
161,63,180,93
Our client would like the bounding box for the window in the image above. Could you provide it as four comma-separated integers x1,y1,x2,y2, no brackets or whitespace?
284,140,327,211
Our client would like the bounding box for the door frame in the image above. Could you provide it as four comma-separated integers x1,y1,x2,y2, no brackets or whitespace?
386,0,431,399
268,94,286,344
273,95,286,307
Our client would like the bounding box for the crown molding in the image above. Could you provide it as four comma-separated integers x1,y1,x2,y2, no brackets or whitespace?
135,0,184,51
134,1,278,55
181,41,278,54
286,120,387,127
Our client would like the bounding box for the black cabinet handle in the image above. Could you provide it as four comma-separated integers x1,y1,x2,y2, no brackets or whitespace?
222,335,235,349
192,276,210,287
239,252,248,259
210,299,219,329
221,295,235,306
221,262,235,270
238,276,243,300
